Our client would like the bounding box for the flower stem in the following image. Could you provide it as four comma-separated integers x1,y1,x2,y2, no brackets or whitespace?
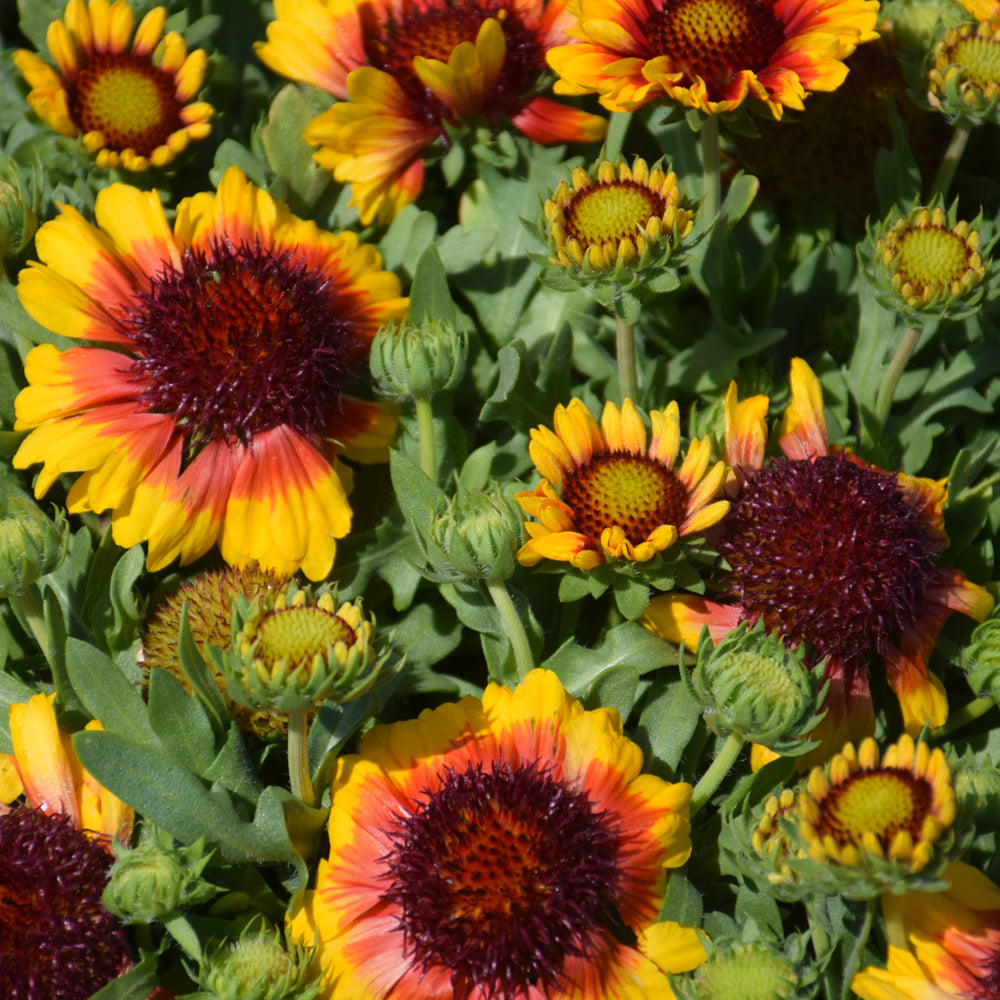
700,114,721,223
14,587,49,663
690,731,744,819
932,695,998,738
930,123,972,202
615,315,639,402
414,394,437,481
287,707,315,808
874,325,921,427
486,579,535,681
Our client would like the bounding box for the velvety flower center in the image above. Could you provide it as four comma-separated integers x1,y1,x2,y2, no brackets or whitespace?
563,182,666,245
383,759,624,1000
718,454,942,671
647,0,786,87
362,2,544,120
0,808,132,1000
68,53,182,156
896,228,972,288
954,34,1000,89
255,606,355,665
125,239,365,448
562,453,689,544
815,768,931,850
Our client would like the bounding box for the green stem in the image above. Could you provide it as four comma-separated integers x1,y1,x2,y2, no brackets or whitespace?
414,394,437,481
700,114,721,224
689,731,744,819
874,325,922,428
486,579,535,681
932,696,997,738
930,124,972,202
615,315,639,403
287,707,314,808
14,587,49,662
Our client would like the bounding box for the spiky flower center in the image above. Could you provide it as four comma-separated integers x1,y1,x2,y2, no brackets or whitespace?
951,28,1000,89
0,808,132,1000
895,227,974,289
255,605,355,668
383,759,624,1000
563,182,666,246
719,454,941,672
719,651,803,709
562,452,688,544
815,768,931,850
647,0,786,87
220,938,295,990
694,946,800,1000
68,53,182,156
125,239,365,449
362,2,544,122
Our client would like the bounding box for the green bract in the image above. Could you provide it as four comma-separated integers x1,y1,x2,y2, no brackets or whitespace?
370,317,469,399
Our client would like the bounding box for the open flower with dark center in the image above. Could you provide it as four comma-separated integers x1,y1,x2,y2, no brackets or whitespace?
13,0,213,171
13,166,407,580
255,0,607,225
290,668,705,1000
515,398,729,570
2,692,133,847
859,200,996,324
546,0,880,118
0,807,133,999
927,15,1000,124
852,860,1000,1000
641,358,994,759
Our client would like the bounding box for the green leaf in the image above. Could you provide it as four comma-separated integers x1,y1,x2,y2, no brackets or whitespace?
633,674,703,774
409,244,457,326
82,534,144,657
659,871,704,926
177,603,230,737
146,668,218,774
87,952,159,1000
65,637,158,746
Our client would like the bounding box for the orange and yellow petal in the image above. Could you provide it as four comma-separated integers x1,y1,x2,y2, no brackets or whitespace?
641,594,745,648
511,95,609,143
724,381,769,479
778,357,830,460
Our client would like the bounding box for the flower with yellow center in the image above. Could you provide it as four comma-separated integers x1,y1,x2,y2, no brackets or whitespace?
14,0,213,171
859,200,995,323
515,397,729,571
852,860,1000,1000
255,0,607,225
927,15,1000,123
13,166,407,581
291,668,705,1000
537,155,698,284
546,0,880,119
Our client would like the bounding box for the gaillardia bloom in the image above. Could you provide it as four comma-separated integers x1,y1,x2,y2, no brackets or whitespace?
641,359,994,753
13,0,213,171
546,0,880,117
852,860,1000,1000
2,692,133,847
927,15,1000,125
516,398,729,570
14,166,407,580
291,668,705,1000
0,807,133,1000
255,0,607,225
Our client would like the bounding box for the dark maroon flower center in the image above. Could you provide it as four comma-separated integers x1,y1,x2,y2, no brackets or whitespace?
123,238,367,449
360,1,545,126
67,52,183,156
0,808,131,1000
646,0,786,90
718,454,942,672
382,759,625,1000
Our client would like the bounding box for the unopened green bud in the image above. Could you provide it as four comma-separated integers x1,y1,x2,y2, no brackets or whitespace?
0,158,41,261
194,920,324,1000
881,0,966,60
962,612,1000,701
952,746,1000,829
0,491,70,598
681,620,826,754
213,582,393,714
370,318,468,399
102,827,217,923
421,482,525,583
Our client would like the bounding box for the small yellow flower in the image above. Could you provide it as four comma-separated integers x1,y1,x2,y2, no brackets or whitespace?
928,16,1000,124
516,397,728,570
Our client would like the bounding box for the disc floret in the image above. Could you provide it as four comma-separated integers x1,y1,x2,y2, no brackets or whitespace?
928,15,1000,124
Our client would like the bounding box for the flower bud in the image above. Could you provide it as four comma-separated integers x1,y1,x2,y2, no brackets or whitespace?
194,919,324,1000
420,481,525,583
0,158,41,262
102,827,217,923
213,583,393,714
962,611,1000,701
927,16,1000,126
0,491,70,598
681,620,826,754
370,318,468,399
